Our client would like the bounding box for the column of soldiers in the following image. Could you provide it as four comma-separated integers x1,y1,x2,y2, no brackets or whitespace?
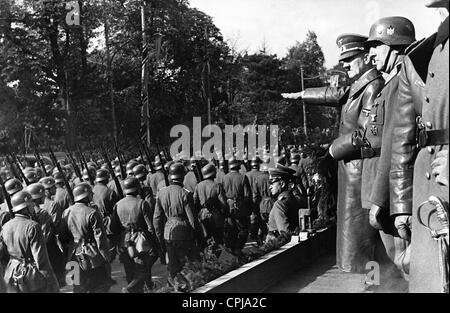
283,0,448,293
0,141,330,293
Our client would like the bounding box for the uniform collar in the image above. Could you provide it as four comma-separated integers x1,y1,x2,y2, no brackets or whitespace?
435,16,449,48
383,55,404,85
349,68,382,99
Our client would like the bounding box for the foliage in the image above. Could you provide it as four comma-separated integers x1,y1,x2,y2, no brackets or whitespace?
155,233,291,293
0,1,341,154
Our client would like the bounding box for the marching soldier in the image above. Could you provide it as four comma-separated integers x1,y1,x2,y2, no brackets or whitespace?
245,157,264,243
112,177,159,293
146,158,165,198
0,190,59,293
266,165,299,241
108,165,124,204
283,33,385,273
154,163,200,284
39,176,63,231
26,183,66,286
221,157,252,253
126,160,139,177
193,163,228,246
53,171,72,211
183,157,198,193
253,156,274,243
59,182,112,293
363,17,416,280
215,158,227,184
388,1,449,292
93,169,115,219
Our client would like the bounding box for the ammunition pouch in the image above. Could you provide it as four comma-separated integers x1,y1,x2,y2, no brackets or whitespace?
124,229,151,259
74,240,105,271
11,258,47,293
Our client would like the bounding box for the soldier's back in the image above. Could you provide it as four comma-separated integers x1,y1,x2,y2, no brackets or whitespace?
222,171,246,198
1,215,40,260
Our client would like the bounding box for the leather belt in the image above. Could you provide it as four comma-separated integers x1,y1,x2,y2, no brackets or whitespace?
418,129,449,148
360,147,381,159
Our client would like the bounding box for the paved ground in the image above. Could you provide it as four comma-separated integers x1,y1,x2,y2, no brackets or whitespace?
61,257,170,293
264,253,408,293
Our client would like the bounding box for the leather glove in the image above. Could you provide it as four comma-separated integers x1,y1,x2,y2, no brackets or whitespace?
369,204,384,231
394,215,412,242
351,130,365,148
431,149,449,186
281,91,304,99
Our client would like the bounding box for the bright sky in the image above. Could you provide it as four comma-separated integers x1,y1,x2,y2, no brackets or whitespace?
189,0,444,68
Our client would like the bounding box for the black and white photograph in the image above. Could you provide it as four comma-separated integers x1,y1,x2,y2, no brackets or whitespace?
0,0,448,301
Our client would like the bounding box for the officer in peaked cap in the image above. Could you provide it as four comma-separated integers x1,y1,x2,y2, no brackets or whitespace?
284,31,386,274
336,33,368,61
266,165,299,241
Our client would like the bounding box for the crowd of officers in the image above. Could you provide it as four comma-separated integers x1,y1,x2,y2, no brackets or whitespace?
0,145,329,293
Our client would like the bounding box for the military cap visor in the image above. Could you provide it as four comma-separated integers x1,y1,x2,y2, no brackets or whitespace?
336,33,368,62
268,165,296,181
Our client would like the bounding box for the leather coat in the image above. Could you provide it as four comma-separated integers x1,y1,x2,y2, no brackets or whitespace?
389,18,449,292
302,67,384,272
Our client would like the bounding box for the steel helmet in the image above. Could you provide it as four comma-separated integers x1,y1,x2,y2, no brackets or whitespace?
228,157,239,170
35,167,44,179
53,171,65,184
95,168,110,183
367,16,415,46
82,167,96,181
45,164,54,174
24,170,39,184
250,156,261,169
5,178,24,196
132,164,148,180
39,176,56,189
169,162,185,181
73,182,93,202
11,190,34,213
26,183,46,200
114,165,122,178
123,177,140,194
201,163,217,180
126,161,139,175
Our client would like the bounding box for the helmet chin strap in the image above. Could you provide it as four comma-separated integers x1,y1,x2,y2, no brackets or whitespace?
383,46,398,74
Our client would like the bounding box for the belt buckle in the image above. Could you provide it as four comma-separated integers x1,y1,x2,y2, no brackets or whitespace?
418,129,428,148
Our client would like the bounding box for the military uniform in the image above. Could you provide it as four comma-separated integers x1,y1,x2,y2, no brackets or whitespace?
267,190,299,235
194,176,228,244
147,170,165,197
93,183,116,219
389,17,449,292
0,209,58,293
54,185,71,212
301,34,384,273
154,181,199,278
60,199,111,293
183,170,198,193
221,167,252,251
114,187,159,293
